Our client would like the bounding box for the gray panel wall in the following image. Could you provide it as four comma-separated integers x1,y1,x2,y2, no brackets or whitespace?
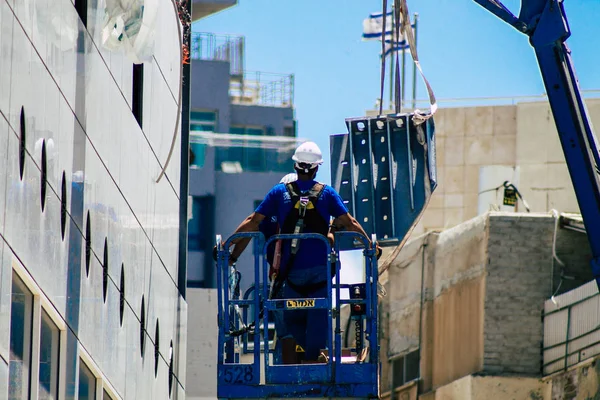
0,0,186,398
214,170,292,289
230,104,295,132
190,59,231,133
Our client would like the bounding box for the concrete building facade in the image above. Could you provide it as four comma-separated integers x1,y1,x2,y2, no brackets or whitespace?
379,212,594,399
186,29,299,290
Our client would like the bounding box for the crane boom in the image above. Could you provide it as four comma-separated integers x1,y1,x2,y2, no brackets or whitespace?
474,0,600,287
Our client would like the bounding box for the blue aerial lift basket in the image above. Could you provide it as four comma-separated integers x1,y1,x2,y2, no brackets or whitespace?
216,231,380,399
330,114,437,250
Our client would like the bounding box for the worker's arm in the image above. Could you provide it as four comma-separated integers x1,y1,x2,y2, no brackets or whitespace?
331,213,382,258
225,212,266,263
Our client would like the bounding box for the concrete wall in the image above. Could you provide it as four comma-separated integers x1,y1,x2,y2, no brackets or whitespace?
484,214,554,376
191,59,232,133
186,289,219,400
417,354,600,399
423,374,547,400
230,104,295,133
410,99,600,238
382,212,593,395
381,215,489,394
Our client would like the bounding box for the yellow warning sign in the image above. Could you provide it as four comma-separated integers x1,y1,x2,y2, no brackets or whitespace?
286,299,316,309
296,345,305,353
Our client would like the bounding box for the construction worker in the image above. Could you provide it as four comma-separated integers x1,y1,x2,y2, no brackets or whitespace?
259,172,297,364
223,141,381,362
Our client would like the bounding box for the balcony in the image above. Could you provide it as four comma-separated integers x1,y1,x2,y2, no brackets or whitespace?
191,0,238,22
192,33,295,108
230,71,294,108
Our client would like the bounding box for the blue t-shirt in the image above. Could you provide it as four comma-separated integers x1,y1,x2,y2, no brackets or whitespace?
255,180,348,271
259,216,279,265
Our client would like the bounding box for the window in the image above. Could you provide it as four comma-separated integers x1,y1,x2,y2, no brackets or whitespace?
391,349,420,390
190,111,217,132
189,143,206,169
189,111,217,169
187,196,216,288
188,197,208,252
244,128,266,172
8,273,33,400
38,311,60,399
284,124,296,137
78,359,97,400
103,389,113,399
217,126,266,172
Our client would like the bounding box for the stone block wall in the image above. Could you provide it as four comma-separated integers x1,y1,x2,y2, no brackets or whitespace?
483,214,555,375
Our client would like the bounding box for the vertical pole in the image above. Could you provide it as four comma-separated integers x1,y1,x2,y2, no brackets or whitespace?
401,45,406,111
389,5,394,111
178,0,192,298
411,13,419,110
389,52,394,112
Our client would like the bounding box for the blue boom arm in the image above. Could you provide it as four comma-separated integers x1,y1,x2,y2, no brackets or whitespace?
474,0,600,287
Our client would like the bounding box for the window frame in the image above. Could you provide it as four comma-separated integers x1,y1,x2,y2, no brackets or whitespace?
189,110,217,169
78,346,122,400
190,110,218,132
8,272,34,400
11,262,68,400
390,348,420,390
38,310,61,399
229,125,266,172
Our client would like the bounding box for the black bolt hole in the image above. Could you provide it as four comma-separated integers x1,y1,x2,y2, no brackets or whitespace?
102,238,108,303
19,107,26,180
85,211,91,277
154,319,160,377
140,296,146,358
60,171,67,240
119,263,125,326
40,140,47,212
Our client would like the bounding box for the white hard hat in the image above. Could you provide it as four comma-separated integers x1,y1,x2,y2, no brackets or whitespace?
292,141,323,166
280,173,298,184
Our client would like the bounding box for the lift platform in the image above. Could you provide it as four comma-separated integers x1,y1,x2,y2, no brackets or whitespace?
215,232,380,399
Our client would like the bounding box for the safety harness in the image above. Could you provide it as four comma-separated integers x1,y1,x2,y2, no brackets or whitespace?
227,181,333,337
273,182,333,297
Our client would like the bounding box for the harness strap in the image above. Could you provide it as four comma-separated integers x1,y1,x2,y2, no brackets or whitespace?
285,182,326,256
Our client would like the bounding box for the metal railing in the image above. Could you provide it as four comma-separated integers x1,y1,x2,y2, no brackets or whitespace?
542,280,600,375
191,32,245,75
230,71,295,108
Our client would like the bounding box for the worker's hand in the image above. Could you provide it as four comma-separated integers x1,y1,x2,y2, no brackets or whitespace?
327,232,335,247
212,244,220,262
228,255,237,266
375,242,383,260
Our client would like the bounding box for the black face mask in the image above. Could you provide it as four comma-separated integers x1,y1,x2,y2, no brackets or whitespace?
296,163,316,174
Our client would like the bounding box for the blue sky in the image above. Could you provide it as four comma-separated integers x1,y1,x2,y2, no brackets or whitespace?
193,0,600,184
